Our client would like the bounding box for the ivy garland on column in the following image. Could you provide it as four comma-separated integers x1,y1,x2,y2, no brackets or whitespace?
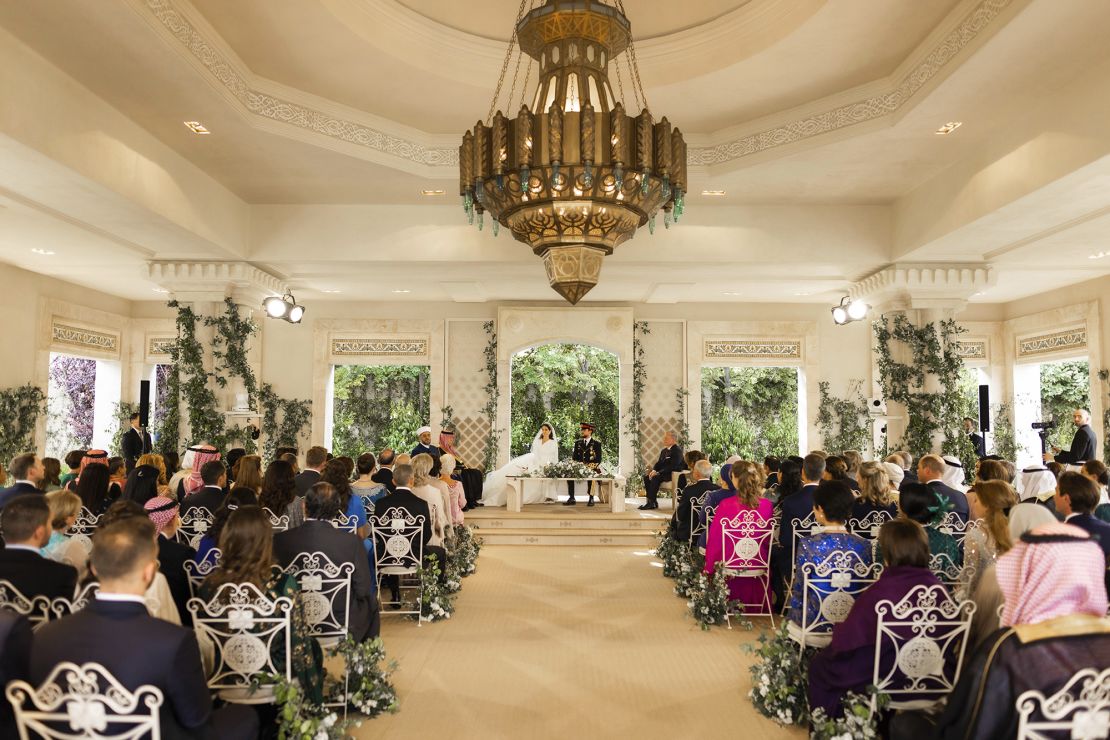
259,383,312,464
206,298,261,453
873,314,977,471
815,380,870,454
0,385,46,462
674,387,691,450
1099,368,1110,464
990,402,1021,462
153,360,181,455
167,301,226,447
481,321,499,472
625,321,650,489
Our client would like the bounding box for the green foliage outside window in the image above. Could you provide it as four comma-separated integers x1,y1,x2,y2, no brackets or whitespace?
331,365,430,459
700,367,799,462
1039,360,1090,451
509,344,619,462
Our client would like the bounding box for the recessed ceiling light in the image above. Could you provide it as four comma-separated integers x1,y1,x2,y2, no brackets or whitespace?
391,289,411,294
31,248,55,255
184,121,210,134
152,288,170,294
935,121,963,135
1088,251,1109,260
702,190,726,196
321,289,342,294
420,189,446,196
793,292,810,296
723,291,743,296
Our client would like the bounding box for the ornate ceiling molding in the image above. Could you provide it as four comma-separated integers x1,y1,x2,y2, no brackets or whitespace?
131,0,1016,174
850,263,995,312
147,260,287,304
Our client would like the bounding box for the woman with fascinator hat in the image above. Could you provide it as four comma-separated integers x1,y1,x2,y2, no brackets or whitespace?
481,423,561,507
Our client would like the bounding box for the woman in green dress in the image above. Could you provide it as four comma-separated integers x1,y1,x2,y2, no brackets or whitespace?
199,505,325,703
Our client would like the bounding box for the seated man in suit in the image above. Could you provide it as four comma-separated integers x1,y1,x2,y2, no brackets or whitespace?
0,453,45,510
771,453,825,608
29,517,256,739
274,481,380,641
669,459,717,545
641,432,684,510
294,446,329,497
1055,471,1110,592
371,449,396,492
372,463,445,603
143,496,196,626
916,453,970,521
0,494,77,600
180,461,227,515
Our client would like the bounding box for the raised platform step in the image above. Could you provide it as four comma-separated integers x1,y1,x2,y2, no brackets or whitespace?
468,514,665,531
473,527,661,547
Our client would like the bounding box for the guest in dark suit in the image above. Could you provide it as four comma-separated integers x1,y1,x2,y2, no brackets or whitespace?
763,456,781,490
121,413,153,472
294,446,329,497
963,417,986,459
669,459,717,545
1056,472,1110,592
917,454,970,522
0,494,77,600
0,453,44,510
771,453,825,607
641,432,684,511
144,496,197,626
409,427,441,461
273,482,380,641
180,461,227,515
371,449,396,492
890,451,918,492
0,609,31,736
1047,408,1099,465
675,450,707,491
372,464,444,602
29,516,257,739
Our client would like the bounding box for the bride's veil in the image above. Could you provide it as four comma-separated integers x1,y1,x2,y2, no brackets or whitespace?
532,422,558,447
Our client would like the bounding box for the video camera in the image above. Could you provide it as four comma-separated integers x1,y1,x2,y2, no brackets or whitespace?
1031,421,1056,431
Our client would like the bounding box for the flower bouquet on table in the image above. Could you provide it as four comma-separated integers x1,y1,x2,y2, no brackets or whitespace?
519,459,608,479
327,636,399,719
742,622,813,727
809,689,889,740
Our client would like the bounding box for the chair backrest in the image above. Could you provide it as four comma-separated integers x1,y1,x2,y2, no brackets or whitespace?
847,510,895,541
46,582,100,624
261,508,289,533
0,579,53,628
689,492,709,541
330,512,358,533
187,581,293,693
66,507,101,556
718,509,773,572
183,550,223,599
1016,667,1110,740
936,512,976,545
790,513,823,579
873,584,976,705
282,551,354,642
929,551,965,593
5,660,163,739
370,507,425,573
176,507,215,549
798,550,881,639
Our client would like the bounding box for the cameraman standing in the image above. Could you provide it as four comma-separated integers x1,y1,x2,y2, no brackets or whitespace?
1044,408,1098,465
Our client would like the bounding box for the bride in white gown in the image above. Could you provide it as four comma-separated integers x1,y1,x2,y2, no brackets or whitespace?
483,423,561,506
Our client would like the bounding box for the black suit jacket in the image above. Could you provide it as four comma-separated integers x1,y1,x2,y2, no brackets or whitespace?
273,520,380,642
1056,424,1098,464
652,444,684,477
926,479,970,521
158,534,196,626
122,427,152,466
969,432,986,458
373,488,431,548
409,443,441,461
0,609,31,735
294,469,322,497
0,482,42,511
370,468,395,493
0,547,77,601
670,479,719,543
31,599,216,740
1068,514,1110,560
180,486,225,515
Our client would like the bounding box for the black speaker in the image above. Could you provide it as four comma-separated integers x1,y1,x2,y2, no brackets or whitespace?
978,384,990,433
139,380,151,427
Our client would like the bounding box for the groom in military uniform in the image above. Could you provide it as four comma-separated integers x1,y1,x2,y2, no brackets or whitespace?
566,422,602,507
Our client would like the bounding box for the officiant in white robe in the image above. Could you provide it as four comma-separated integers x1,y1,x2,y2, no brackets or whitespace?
483,424,560,506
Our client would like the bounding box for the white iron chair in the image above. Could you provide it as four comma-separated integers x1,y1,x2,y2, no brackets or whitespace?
717,509,776,628
65,507,101,556
175,507,215,550
370,508,425,623
847,509,895,541
936,512,977,546
788,513,824,583
330,512,359,534
5,661,163,739
183,550,222,599
929,551,967,594
261,507,290,533
871,584,976,713
1016,667,1110,740
0,579,56,630
187,582,293,704
787,549,880,653
689,492,710,548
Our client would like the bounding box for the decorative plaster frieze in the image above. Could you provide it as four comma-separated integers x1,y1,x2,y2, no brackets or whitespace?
849,263,994,311
1017,327,1086,358
954,340,988,361
134,0,1013,171
147,261,286,303
703,339,802,361
51,319,119,355
148,336,176,357
331,338,429,357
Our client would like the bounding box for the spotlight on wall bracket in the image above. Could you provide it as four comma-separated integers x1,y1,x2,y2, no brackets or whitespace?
262,292,305,324
831,295,869,325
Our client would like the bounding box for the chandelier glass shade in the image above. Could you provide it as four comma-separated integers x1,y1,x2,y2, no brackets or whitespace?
459,0,687,304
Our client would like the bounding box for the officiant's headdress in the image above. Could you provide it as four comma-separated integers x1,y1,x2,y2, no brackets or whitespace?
416,426,432,436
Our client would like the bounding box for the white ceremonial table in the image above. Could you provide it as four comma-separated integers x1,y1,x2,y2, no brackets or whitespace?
504,476,625,513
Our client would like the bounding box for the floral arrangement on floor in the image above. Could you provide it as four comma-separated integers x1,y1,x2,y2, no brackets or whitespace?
408,556,455,622
654,530,685,578
742,622,812,727
686,570,736,630
259,673,353,740
672,550,704,599
327,636,399,718
451,524,483,576
518,460,610,479
809,689,889,740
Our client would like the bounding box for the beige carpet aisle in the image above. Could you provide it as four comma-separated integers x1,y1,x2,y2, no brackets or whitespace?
352,545,805,740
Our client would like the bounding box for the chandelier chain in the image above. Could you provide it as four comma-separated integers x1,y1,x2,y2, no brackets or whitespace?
517,56,534,110
486,0,531,124
615,0,650,113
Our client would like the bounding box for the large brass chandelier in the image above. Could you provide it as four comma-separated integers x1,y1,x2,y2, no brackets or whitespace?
459,0,688,304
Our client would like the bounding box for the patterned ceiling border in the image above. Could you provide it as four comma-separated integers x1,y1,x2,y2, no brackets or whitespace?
954,340,988,361
704,338,802,361
1017,327,1086,359
139,0,1012,171
331,337,430,357
51,318,120,355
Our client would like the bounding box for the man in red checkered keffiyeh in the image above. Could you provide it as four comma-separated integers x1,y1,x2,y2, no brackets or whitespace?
182,444,220,496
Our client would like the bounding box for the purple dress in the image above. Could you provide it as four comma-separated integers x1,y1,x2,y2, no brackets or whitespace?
703,496,774,606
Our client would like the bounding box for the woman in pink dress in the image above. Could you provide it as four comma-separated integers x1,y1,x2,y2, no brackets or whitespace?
704,460,775,607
